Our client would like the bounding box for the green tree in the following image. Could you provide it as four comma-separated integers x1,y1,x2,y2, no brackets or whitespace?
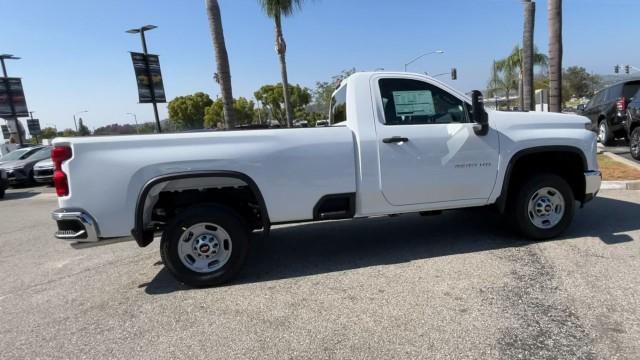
487,62,518,110
204,97,256,128
168,92,214,130
563,66,601,102
206,0,236,128
40,127,58,140
61,128,77,137
548,0,563,112
254,83,311,125
496,45,548,110
312,68,356,116
77,118,91,136
258,0,305,128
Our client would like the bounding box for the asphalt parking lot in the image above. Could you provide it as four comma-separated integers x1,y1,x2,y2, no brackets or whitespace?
1,187,639,359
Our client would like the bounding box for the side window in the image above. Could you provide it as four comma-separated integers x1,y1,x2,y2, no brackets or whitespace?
591,91,604,106
605,85,622,102
378,78,468,125
330,85,347,124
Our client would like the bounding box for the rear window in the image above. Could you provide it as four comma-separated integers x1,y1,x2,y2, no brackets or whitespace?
623,82,640,100
330,85,347,124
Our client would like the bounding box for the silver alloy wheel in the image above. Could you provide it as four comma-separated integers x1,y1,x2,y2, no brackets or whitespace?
527,187,566,229
598,123,606,143
631,130,640,158
177,222,232,273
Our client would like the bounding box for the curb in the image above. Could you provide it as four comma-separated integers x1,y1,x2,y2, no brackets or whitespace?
601,181,640,190
602,151,640,171
597,150,640,190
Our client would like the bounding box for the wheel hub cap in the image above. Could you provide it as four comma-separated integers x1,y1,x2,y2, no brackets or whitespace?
527,187,566,229
177,223,232,273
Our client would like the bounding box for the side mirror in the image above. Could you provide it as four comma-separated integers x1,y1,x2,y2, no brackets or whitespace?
471,90,489,136
576,104,586,112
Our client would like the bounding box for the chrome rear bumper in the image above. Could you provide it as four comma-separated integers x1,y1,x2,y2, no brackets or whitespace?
52,209,99,242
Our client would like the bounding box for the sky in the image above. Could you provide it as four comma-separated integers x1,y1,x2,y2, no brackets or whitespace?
3,0,640,131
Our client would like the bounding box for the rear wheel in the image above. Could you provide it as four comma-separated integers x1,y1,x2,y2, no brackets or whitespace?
510,174,575,240
598,120,614,146
631,127,640,160
0,188,4,199
160,204,249,287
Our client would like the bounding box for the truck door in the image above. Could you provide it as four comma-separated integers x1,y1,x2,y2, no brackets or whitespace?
373,77,500,206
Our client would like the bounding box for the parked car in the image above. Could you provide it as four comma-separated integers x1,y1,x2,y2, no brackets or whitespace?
51,72,601,287
33,158,55,184
315,120,330,127
580,79,640,145
0,146,51,186
0,169,7,199
624,88,640,160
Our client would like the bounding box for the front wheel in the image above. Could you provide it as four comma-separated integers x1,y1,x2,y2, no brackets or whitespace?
630,127,640,160
510,174,575,240
160,204,249,287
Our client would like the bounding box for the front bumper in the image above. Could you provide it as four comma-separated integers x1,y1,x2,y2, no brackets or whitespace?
5,168,29,185
584,170,602,203
34,167,54,183
51,208,99,242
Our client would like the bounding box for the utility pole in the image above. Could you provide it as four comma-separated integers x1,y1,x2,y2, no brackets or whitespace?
0,54,24,145
127,25,161,133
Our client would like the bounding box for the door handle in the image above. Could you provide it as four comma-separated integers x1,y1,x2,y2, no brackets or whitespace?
382,136,409,144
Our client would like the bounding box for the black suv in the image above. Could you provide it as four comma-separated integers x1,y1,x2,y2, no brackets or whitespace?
581,79,640,145
624,88,640,160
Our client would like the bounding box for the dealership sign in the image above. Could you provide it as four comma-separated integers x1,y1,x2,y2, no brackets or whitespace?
130,52,166,104
0,77,29,118
27,118,41,135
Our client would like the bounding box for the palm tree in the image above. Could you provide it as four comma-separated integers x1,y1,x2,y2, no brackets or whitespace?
487,62,519,110
206,0,236,128
258,0,304,128
548,0,563,112
522,0,536,111
496,45,548,110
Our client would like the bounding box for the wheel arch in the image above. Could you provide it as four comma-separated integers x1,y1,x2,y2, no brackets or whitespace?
495,146,587,213
132,171,270,247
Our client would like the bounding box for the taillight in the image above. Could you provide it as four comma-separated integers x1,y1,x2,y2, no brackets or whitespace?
617,97,628,112
51,146,72,196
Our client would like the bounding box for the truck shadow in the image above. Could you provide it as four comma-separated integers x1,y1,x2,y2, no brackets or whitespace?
143,195,638,294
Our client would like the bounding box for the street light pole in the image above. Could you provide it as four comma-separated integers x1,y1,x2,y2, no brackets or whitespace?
127,25,161,133
0,54,24,146
126,112,140,134
404,50,445,72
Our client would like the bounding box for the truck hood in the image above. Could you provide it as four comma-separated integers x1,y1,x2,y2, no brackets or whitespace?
489,110,590,132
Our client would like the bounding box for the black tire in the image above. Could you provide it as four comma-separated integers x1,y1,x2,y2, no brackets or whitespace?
0,188,4,199
160,204,249,287
510,173,575,240
630,127,640,161
598,120,614,146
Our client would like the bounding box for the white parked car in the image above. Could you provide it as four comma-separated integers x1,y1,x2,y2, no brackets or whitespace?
33,158,54,184
51,72,601,286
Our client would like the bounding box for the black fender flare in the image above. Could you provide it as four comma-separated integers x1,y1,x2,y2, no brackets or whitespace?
495,146,587,213
131,171,270,247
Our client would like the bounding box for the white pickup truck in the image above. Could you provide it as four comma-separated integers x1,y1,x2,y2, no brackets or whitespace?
51,72,601,286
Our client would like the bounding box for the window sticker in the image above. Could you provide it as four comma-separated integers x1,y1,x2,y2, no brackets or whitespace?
392,90,435,116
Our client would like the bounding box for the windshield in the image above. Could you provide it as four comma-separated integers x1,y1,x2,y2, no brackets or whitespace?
28,147,52,161
0,148,32,161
